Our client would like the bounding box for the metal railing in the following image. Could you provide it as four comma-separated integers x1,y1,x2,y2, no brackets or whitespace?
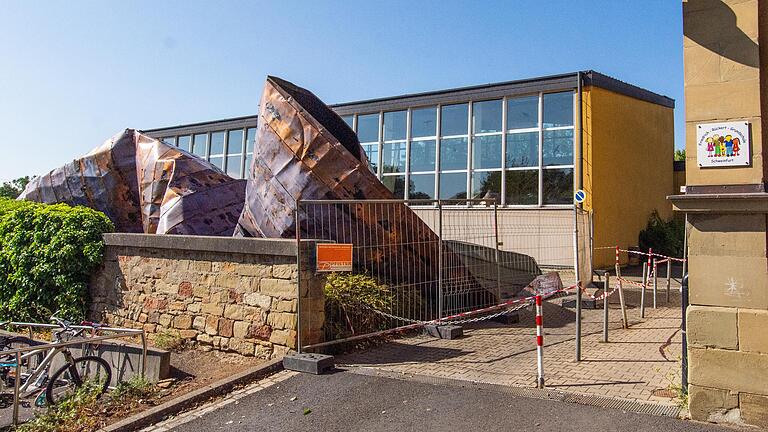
0,322,146,426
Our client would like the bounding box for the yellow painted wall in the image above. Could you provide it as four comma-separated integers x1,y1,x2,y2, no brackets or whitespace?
583,86,675,267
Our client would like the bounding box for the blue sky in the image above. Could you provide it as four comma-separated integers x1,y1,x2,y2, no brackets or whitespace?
0,0,683,182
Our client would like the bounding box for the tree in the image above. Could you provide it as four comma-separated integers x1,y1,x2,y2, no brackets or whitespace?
674,149,686,162
0,176,31,199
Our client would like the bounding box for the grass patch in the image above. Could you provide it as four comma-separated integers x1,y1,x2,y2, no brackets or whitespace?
13,377,158,432
152,330,186,352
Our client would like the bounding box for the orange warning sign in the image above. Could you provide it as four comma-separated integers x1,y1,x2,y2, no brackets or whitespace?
316,243,353,272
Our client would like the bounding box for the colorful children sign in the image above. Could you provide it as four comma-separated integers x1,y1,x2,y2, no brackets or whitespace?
697,121,750,168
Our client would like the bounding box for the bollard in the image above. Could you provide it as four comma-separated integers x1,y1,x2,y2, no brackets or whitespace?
603,273,610,342
681,275,689,395
666,259,672,303
535,295,544,388
653,259,658,309
640,262,647,319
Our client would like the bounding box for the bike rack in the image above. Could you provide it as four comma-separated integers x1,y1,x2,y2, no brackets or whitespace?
0,322,146,426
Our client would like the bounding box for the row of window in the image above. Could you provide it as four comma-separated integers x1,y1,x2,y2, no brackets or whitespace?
160,128,257,179
339,91,575,205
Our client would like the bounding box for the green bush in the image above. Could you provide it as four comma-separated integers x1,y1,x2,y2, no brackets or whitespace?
323,272,423,340
0,198,113,322
638,210,684,258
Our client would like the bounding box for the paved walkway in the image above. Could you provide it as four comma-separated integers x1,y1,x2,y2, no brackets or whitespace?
338,281,684,407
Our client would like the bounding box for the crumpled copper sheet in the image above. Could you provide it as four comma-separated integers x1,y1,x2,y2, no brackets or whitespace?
235,76,456,292
19,129,246,236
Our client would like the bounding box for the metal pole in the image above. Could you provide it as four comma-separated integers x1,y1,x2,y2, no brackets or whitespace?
603,273,609,343
666,259,672,303
681,275,689,395
493,201,501,302
12,351,20,426
140,331,147,378
535,294,544,388
640,262,647,319
653,259,658,309
295,204,303,353
682,214,688,283
438,201,444,320
573,207,581,362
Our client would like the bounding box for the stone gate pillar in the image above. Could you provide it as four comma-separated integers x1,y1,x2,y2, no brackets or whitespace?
671,0,768,427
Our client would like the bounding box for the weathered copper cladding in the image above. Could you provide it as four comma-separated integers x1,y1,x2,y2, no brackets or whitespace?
236,76,471,296
19,129,246,236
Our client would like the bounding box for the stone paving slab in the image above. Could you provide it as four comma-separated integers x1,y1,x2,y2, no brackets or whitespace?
338,284,684,407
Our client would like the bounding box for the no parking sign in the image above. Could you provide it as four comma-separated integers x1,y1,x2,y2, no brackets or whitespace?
574,189,586,204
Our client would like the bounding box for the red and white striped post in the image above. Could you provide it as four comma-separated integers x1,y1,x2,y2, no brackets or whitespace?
535,294,544,388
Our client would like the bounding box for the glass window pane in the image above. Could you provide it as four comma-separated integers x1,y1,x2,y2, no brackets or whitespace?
246,128,257,153
341,115,354,129
210,156,224,171
543,168,573,204
411,107,437,138
192,134,207,157
439,172,467,200
505,170,539,205
506,132,539,168
227,130,244,155
210,131,225,155
381,142,406,173
507,95,539,130
473,99,502,134
471,171,502,200
177,135,191,152
383,111,407,141
226,155,242,178
162,136,176,146
472,135,502,169
440,137,468,170
409,173,435,200
543,129,574,166
440,103,468,137
357,113,379,143
363,143,378,173
410,139,436,172
382,175,406,198
543,92,574,128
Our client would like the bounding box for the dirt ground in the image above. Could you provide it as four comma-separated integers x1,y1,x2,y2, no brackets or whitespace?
0,346,267,429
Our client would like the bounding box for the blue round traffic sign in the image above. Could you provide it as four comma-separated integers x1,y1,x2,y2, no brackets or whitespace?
574,189,586,203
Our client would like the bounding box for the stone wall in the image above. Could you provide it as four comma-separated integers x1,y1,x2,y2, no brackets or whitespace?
88,233,324,359
675,0,768,427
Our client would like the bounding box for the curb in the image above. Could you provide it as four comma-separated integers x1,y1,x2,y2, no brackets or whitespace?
102,358,284,432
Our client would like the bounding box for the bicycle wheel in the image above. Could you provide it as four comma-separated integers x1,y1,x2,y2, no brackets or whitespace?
45,355,111,405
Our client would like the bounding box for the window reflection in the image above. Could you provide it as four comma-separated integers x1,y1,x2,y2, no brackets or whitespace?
440,137,468,170
227,130,244,155
506,132,539,167
543,129,574,166
210,131,225,155
357,114,379,143
473,135,502,169
543,92,574,128
410,140,436,172
505,170,539,205
382,142,406,173
409,173,435,199
440,104,468,136
192,134,207,157
411,107,437,138
177,136,191,152
507,96,539,130
473,100,502,134
382,176,406,198
543,168,573,204
471,171,502,200
439,172,467,200
383,111,407,141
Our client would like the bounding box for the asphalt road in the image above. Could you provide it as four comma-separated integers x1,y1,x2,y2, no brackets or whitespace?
171,370,728,432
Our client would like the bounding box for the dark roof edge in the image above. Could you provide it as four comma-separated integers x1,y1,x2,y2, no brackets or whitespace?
141,114,259,133
329,72,580,109
583,71,675,109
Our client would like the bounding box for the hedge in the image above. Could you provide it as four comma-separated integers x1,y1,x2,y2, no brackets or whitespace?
0,198,113,322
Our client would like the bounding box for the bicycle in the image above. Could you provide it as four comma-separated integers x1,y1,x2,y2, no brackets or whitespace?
0,317,112,406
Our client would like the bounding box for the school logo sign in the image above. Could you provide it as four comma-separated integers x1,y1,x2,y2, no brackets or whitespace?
697,121,750,168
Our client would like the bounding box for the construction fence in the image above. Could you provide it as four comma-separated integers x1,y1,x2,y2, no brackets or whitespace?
296,199,593,351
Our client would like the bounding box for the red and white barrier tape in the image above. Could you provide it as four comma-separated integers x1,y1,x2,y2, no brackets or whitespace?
602,247,687,263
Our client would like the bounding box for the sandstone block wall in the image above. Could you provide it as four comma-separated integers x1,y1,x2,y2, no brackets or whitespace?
88,234,324,359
